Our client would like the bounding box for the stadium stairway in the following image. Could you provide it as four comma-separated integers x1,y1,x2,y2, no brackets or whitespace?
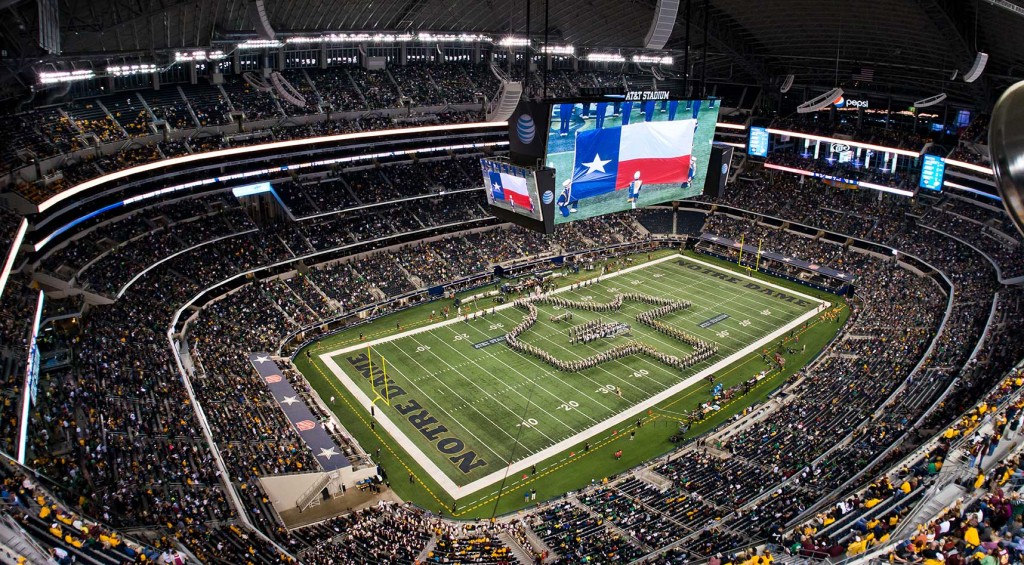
0,513,51,564
522,527,557,563
496,530,534,565
569,497,651,553
826,486,928,547
889,482,966,540
771,552,817,565
416,534,438,563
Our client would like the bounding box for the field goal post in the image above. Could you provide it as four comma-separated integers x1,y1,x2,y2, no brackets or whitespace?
367,346,392,406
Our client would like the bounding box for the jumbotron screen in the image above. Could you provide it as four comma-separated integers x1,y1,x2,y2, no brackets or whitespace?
480,158,544,221
545,99,719,224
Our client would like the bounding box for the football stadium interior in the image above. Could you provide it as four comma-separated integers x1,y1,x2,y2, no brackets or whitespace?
1,1,1024,563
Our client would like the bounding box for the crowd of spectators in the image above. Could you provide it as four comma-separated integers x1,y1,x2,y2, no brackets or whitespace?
779,364,1024,561
2,95,1023,565
278,70,320,116
960,113,990,145
66,100,126,144
222,75,282,121
463,63,502,95
306,67,365,112
8,108,481,205
0,64,670,198
181,83,231,127
388,64,444,106
102,95,152,137
947,144,991,167
348,68,400,109
151,99,196,130
918,203,1024,278
0,109,74,171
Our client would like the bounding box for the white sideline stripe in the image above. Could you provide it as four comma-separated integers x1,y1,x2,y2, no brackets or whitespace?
319,254,831,498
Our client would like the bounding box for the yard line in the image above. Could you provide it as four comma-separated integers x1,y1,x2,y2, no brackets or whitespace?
570,268,784,344
484,308,666,414
646,260,810,324
321,349,511,469
405,332,567,442
454,317,615,419
602,262,806,342
382,339,532,457
628,264,797,328
430,324,593,436
316,253,829,499
504,260,816,399
489,307,674,395
587,270,780,343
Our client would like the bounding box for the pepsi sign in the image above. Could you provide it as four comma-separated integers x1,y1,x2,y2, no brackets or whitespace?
833,95,868,109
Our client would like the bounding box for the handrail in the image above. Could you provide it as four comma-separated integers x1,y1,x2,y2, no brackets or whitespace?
918,223,1009,283
30,120,501,217
166,321,300,563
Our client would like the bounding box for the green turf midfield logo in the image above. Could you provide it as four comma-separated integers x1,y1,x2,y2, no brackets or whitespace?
344,352,488,475
698,313,730,329
679,261,816,307
471,335,507,349
504,293,719,373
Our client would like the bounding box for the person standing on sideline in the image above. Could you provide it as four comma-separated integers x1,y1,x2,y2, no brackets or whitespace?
621,101,634,125
595,102,609,129
558,104,574,137
627,171,644,208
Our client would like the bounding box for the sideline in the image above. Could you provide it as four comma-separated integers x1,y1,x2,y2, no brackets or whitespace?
318,254,829,498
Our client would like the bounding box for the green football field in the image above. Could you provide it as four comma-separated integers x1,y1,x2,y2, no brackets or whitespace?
314,253,827,501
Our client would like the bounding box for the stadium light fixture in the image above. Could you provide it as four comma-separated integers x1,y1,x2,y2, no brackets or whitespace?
943,158,994,175
541,45,575,56
633,55,673,65
38,69,95,84
417,32,491,43
499,36,530,47
106,63,158,76
944,180,1002,200
237,39,283,49
284,35,324,44
587,53,626,63
0,219,27,299
175,50,226,62
287,32,417,44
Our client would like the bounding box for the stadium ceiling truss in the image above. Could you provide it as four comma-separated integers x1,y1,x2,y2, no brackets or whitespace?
0,0,1022,106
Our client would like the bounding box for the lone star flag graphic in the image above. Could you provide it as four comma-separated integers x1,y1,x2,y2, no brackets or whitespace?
488,171,534,210
569,120,696,200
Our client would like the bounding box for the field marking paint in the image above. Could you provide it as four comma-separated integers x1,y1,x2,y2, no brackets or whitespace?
319,254,830,499
328,253,681,358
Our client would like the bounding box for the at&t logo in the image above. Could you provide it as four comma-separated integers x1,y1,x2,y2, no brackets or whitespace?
517,114,536,144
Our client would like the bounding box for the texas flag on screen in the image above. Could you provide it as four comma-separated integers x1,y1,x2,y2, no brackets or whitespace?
488,171,534,211
570,120,696,200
